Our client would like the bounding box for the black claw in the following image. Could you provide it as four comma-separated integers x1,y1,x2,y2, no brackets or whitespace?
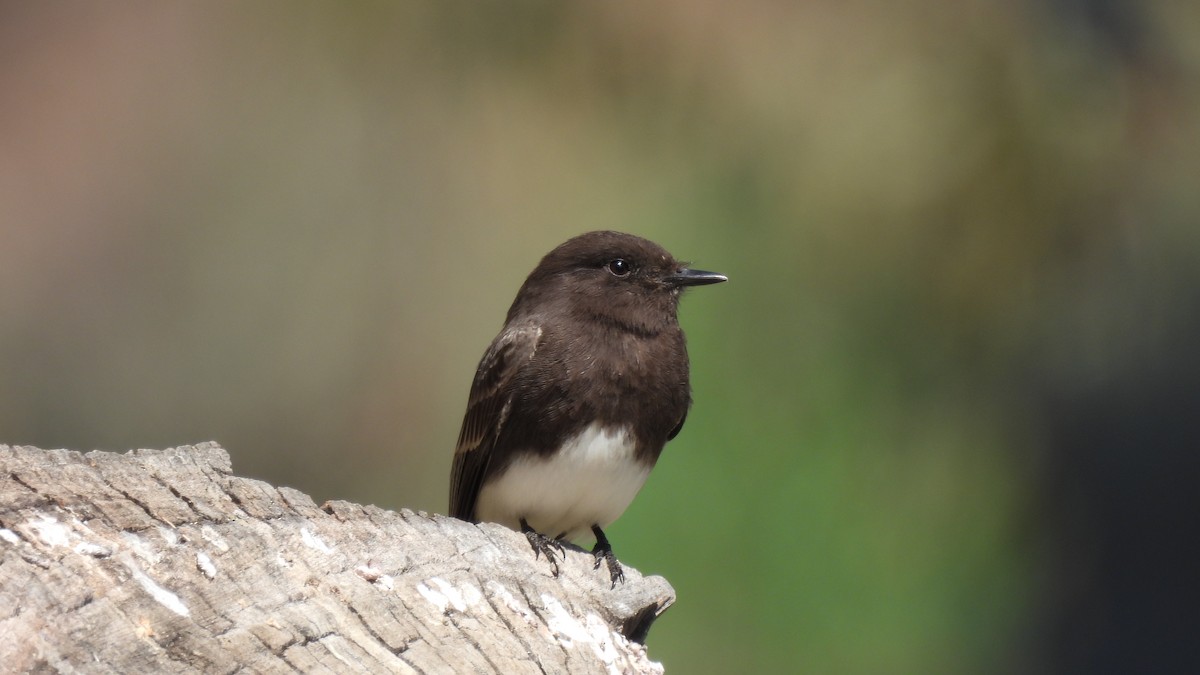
591,525,625,588
521,518,562,577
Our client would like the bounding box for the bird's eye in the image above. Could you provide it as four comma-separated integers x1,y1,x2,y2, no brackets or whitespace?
606,259,632,277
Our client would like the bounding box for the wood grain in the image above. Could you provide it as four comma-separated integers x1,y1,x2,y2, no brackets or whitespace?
0,443,674,674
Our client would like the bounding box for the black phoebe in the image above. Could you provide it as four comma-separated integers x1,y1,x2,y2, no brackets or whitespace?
449,230,725,585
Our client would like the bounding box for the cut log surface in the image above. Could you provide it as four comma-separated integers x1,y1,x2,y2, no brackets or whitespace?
0,443,675,674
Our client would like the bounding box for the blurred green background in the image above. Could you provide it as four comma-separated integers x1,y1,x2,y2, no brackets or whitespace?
2,2,1197,672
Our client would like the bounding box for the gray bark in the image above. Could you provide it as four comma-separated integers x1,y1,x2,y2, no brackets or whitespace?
0,443,675,674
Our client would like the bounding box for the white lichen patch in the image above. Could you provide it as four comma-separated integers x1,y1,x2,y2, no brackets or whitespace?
541,594,662,675
157,525,179,546
27,515,71,548
300,527,333,554
415,581,449,613
199,525,229,552
541,595,593,649
416,577,482,614
485,580,540,628
17,515,113,558
73,541,112,557
121,531,164,565
196,551,217,579
122,557,190,617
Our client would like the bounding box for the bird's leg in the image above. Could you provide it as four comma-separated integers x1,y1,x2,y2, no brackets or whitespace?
591,524,625,587
520,518,565,577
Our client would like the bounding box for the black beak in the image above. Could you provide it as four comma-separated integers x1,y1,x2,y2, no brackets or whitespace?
668,267,728,287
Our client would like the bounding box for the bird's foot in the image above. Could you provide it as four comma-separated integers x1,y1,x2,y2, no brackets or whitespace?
591,525,625,588
521,518,565,577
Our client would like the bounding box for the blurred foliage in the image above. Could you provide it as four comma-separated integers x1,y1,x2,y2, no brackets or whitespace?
2,2,1197,672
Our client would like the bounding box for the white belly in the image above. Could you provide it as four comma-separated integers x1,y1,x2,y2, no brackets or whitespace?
475,424,650,542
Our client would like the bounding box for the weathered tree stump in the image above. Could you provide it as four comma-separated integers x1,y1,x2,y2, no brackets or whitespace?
0,443,674,673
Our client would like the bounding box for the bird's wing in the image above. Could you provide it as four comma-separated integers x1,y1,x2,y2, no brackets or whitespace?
449,321,543,521
667,409,688,441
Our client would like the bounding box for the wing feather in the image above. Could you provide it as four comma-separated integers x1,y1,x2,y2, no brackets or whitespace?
449,322,542,520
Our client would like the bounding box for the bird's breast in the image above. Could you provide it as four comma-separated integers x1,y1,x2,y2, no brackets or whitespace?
474,423,651,542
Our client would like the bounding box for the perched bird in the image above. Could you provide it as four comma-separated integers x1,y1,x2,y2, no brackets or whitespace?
449,231,726,584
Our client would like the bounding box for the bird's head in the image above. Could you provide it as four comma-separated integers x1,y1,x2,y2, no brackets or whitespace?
509,231,726,334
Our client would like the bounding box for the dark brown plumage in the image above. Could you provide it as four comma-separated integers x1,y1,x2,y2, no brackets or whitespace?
449,230,725,583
